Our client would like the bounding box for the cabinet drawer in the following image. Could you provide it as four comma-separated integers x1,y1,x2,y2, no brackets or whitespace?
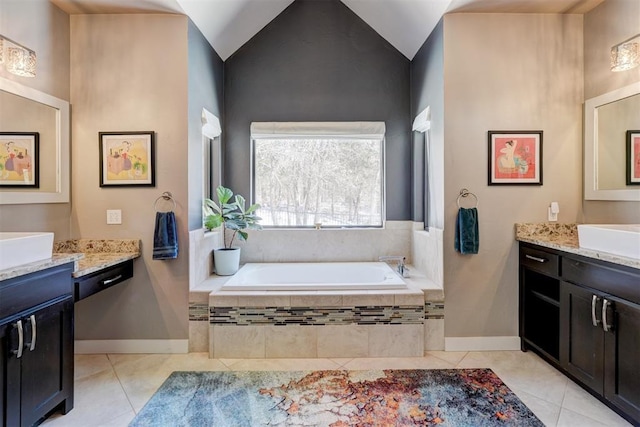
75,260,133,302
562,257,640,306
520,246,559,277
0,263,74,319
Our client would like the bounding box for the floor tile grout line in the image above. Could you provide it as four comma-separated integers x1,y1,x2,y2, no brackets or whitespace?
106,353,143,416
56,351,630,426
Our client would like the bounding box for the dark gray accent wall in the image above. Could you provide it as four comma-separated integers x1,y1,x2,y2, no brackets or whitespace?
188,19,224,230
224,0,411,220
410,19,444,226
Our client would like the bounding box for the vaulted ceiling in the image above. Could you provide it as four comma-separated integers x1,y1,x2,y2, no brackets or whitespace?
51,0,604,60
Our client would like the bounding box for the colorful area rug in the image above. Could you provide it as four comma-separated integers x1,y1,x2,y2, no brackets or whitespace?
129,369,543,426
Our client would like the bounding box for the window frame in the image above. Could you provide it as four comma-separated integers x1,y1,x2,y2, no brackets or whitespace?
250,124,386,229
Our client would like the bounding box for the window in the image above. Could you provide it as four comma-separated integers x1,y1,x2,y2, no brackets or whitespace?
413,107,430,230
251,122,385,228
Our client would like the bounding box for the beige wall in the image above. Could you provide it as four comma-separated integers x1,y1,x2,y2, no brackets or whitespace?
443,13,584,339
583,0,640,99
70,14,190,340
582,0,640,222
0,0,71,239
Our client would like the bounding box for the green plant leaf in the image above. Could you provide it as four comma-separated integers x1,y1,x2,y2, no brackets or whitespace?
204,186,262,241
225,220,242,230
204,198,221,214
216,186,233,205
246,203,260,214
204,214,222,231
234,195,246,213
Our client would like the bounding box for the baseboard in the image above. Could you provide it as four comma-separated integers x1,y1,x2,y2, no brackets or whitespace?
74,339,189,354
444,336,520,352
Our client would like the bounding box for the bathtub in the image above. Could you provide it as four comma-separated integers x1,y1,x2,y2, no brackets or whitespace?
221,262,407,291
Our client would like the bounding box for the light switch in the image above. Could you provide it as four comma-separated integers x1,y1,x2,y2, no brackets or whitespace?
548,202,559,222
107,209,122,224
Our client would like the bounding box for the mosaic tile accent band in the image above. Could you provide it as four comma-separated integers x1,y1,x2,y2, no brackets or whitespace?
189,303,209,322
210,305,425,326
189,301,447,323
425,301,444,319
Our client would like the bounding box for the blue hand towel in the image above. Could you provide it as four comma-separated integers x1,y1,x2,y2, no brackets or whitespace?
455,207,479,254
153,211,178,260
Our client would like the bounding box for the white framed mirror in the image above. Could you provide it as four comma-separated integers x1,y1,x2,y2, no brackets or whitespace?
0,77,70,204
584,81,640,201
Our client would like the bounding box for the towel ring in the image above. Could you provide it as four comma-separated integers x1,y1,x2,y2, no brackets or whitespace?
457,188,478,208
154,192,176,212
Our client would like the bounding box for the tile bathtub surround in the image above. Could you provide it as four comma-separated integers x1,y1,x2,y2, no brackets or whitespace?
237,220,414,264
210,305,425,326
189,303,209,321
424,301,444,319
210,324,425,358
412,226,443,287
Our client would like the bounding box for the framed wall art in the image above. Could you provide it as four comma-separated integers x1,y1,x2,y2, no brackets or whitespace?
99,131,155,187
488,131,542,185
627,130,640,185
0,132,39,187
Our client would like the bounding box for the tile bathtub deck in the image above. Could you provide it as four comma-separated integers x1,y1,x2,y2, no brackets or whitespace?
42,351,632,427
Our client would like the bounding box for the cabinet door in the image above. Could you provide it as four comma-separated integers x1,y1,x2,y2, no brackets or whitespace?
560,281,604,394
19,297,74,427
604,297,640,422
1,317,23,427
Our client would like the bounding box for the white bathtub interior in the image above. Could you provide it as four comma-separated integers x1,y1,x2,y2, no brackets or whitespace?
221,262,407,291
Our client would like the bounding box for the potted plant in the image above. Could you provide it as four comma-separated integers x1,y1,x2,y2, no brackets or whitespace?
204,186,262,275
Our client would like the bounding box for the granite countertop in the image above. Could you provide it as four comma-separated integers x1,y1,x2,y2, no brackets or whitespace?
0,239,142,282
54,239,141,278
515,223,640,270
0,253,84,282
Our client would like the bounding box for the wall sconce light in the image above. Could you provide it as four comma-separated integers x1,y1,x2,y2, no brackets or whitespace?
0,34,36,78
611,34,640,72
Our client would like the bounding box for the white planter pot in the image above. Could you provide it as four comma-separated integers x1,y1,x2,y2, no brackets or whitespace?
213,247,241,276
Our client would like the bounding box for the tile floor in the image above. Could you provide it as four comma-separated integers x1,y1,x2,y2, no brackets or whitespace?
42,350,633,427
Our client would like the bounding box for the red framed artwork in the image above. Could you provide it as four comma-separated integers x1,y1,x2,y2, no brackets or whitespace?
627,130,640,185
488,131,542,185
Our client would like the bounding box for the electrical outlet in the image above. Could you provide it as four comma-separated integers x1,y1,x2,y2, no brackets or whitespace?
106,209,122,225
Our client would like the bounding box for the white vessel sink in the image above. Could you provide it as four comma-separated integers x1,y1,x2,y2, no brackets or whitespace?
577,224,640,260
0,232,54,271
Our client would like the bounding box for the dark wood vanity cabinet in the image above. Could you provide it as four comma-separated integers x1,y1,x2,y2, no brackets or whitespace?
0,263,74,426
519,245,561,362
74,259,133,302
520,243,640,425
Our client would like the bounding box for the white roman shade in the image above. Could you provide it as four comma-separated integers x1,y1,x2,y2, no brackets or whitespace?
202,108,222,138
251,121,386,139
412,106,431,133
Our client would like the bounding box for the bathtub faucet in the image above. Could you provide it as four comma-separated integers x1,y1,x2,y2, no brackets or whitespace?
378,255,409,277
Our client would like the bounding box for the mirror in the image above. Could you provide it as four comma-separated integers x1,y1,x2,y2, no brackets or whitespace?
0,77,69,204
584,82,640,201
